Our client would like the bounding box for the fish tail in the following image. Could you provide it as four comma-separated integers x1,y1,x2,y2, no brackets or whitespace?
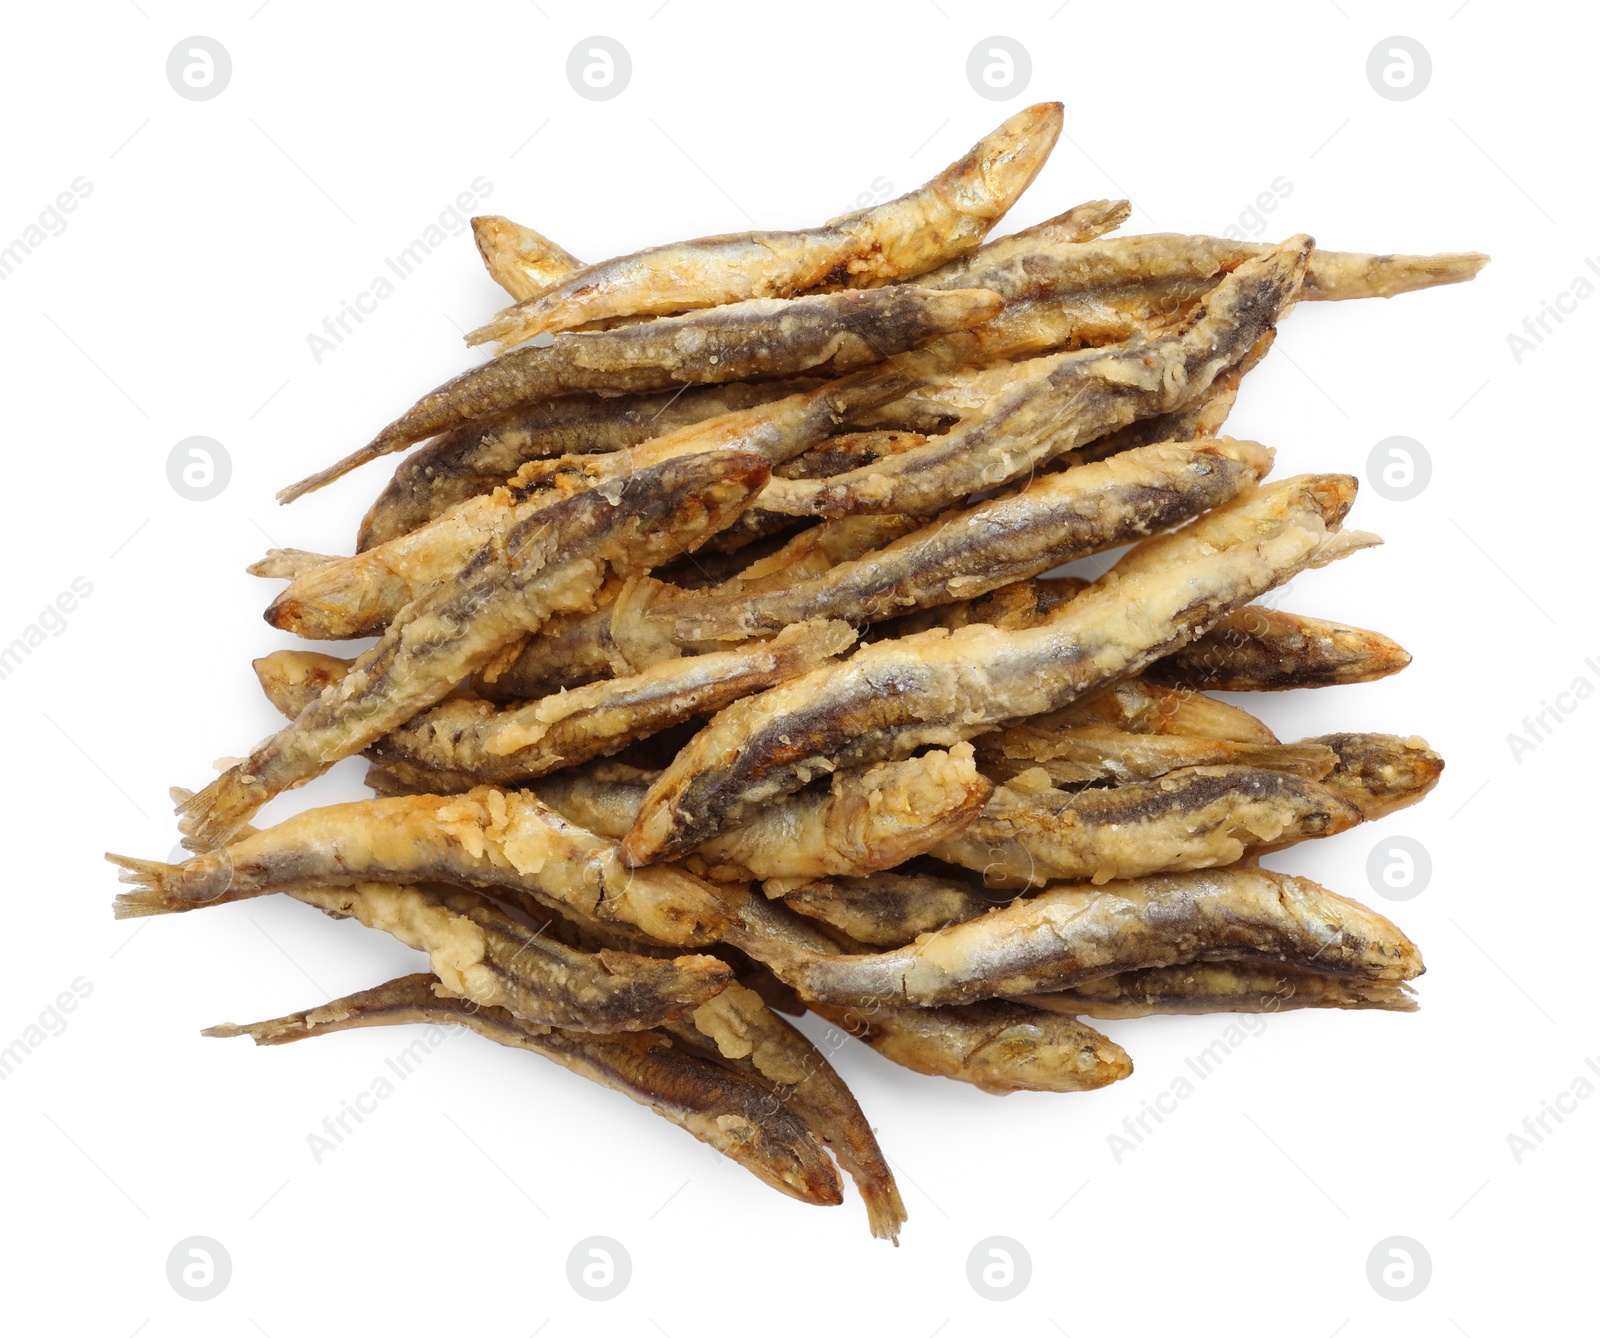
175,765,264,848
106,853,190,919
864,1181,909,1245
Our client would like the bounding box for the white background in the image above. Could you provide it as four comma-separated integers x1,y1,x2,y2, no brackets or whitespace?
1,1,1591,1332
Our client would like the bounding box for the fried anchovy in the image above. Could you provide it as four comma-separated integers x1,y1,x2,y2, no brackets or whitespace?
1017,963,1419,1018
872,574,1089,638
689,745,992,889
282,285,1001,503
622,473,1369,864
465,103,1062,348
124,787,741,946
930,763,1363,889
670,983,905,1241
358,380,817,551
471,215,584,301
757,240,1311,518
720,896,1129,1092
317,882,733,1028
205,974,843,1207
281,362,962,642
181,451,768,845
269,455,626,640
1310,733,1444,819
907,198,1131,290
1147,607,1412,691
735,865,1423,1008
256,620,855,789
914,230,1486,306
483,515,922,703
1035,676,1279,743
975,723,1337,786
815,999,1132,1095
528,750,990,887
779,871,1007,948
667,437,1273,639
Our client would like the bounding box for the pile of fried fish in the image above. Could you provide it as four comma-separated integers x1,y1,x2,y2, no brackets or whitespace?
111,104,1481,1242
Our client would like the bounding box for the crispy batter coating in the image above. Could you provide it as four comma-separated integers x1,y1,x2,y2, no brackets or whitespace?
283,286,1002,503
736,866,1424,1008
181,451,768,846
1148,607,1412,691
206,974,843,1206
666,438,1273,639
779,871,1006,948
358,380,816,551
254,620,855,789
470,215,584,301
757,240,1311,518
931,763,1363,889
622,474,1369,864
466,104,1062,348
1018,963,1419,1017
671,983,905,1241
125,787,741,946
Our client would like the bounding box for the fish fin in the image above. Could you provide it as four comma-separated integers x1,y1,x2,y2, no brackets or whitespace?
175,765,262,847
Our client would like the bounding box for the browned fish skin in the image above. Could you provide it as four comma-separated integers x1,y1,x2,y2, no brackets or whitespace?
253,620,855,791
975,723,1336,787
281,286,1002,503
1148,606,1412,691
931,764,1364,889
482,515,924,705
758,240,1311,518
908,198,1131,290
671,983,906,1241
813,999,1132,1095
1038,677,1279,744
1018,963,1419,1018
667,438,1272,639
719,894,1130,1094
357,380,817,551
621,474,1365,864
780,872,1006,948
741,866,1424,1008
466,104,1062,347
1312,733,1444,820
691,746,992,886
471,215,584,301
205,974,843,1208
125,788,742,947
180,451,769,846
